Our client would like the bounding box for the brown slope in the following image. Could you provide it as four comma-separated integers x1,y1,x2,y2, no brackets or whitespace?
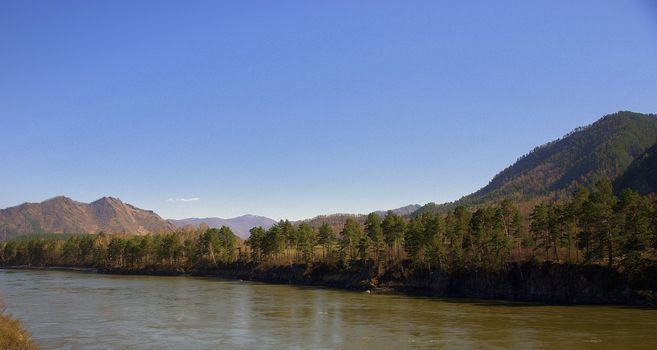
0,196,173,239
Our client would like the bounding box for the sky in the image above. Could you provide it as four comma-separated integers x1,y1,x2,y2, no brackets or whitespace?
1,1,657,220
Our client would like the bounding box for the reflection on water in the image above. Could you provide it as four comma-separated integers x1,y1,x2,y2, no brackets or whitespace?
1,269,656,349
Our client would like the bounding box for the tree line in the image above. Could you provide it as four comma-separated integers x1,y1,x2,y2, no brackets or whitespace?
0,227,238,270
1,180,656,272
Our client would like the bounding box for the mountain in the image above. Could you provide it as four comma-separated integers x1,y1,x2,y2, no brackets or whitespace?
0,196,174,240
168,215,277,239
295,213,363,231
297,204,421,231
614,140,657,195
169,204,422,240
417,111,657,214
375,204,421,217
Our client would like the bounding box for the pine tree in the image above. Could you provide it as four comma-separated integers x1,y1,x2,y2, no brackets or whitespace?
365,213,384,263
382,211,405,262
317,223,336,260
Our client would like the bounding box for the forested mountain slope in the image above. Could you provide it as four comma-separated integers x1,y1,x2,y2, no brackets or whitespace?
614,140,657,195
417,111,657,215
297,204,421,231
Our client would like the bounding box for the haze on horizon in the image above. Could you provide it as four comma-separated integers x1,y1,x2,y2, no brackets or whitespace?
2,1,657,221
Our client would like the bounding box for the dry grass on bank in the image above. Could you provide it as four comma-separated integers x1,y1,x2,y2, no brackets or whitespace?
0,300,38,350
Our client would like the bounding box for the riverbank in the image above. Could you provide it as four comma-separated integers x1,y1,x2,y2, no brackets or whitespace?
96,260,657,306
0,310,38,350
4,261,655,306
2,265,98,273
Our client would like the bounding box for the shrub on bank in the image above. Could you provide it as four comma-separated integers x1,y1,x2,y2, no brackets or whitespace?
0,303,38,350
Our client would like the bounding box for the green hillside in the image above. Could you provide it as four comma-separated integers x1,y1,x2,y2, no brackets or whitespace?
417,111,657,215
614,140,657,195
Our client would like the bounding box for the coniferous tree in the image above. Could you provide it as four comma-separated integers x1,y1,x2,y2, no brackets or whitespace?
317,223,336,260
296,223,317,264
446,207,470,268
564,186,589,262
582,180,618,267
280,220,296,262
339,218,362,261
365,213,384,263
530,204,551,261
263,225,285,259
615,189,652,264
218,226,237,262
247,226,266,262
107,237,126,268
651,194,657,249
423,213,445,270
404,216,425,266
382,211,405,262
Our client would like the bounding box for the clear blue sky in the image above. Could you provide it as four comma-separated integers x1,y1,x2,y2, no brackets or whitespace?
1,1,657,220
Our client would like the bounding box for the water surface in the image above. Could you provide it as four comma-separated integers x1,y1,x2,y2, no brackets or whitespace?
1,269,656,349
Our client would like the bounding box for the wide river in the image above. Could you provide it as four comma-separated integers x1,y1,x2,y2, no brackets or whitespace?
1,269,656,349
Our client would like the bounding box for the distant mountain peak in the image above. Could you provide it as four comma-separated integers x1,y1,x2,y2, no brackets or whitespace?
43,195,76,203
169,215,278,239
0,196,173,240
92,196,123,204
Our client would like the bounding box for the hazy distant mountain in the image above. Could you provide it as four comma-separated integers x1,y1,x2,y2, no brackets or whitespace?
375,204,421,217
169,215,277,239
169,204,420,240
297,204,421,231
416,111,657,215
0,196,174,240
614,140,657,195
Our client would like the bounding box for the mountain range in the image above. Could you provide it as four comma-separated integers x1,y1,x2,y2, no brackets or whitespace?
1,111,656,240
169,204,422,239
0,196,173,240
169,216,278,239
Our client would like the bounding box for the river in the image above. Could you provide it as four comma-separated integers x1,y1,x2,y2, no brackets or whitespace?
1,269,656,349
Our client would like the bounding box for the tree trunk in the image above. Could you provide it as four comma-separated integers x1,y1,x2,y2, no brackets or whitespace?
607,234,613,267
209,246,217,266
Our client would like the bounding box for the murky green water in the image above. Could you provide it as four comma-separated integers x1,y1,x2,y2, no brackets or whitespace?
1,269,656,349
